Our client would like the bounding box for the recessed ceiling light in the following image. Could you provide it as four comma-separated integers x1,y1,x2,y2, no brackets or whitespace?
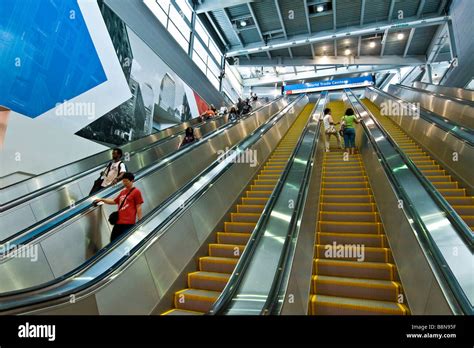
397,32,405,40
317,5,324,12
369,41,376,48
240,20,247,27
345,48,351,55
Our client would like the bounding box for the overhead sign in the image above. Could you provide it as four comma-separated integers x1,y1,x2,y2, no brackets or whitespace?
283,75,375,94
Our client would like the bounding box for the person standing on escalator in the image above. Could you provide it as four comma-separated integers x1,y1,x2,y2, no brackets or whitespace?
94,172,144,242
341,108,360,155
322,108,343,152
89,148,127,194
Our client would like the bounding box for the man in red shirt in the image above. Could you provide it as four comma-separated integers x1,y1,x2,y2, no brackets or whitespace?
94,172,144,242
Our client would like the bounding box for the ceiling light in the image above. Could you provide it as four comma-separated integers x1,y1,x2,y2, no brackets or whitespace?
240,20,247,27
397,32,405,40
345,48,351,55
369,41,376,48
317,5,324,12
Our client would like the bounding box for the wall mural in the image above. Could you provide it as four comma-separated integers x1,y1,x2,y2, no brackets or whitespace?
76,1,209,145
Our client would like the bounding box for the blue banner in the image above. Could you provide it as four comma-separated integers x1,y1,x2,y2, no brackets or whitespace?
283,75,374,94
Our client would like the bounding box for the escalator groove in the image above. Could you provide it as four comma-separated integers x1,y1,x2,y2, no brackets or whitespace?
161,104,315,315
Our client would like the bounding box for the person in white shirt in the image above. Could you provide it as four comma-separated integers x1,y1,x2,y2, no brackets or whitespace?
322,108,343,152
101,148,127,188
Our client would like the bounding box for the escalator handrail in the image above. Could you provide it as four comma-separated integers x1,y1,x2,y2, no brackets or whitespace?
208,94,316,315
1,97,281,210
0,97,286,253
0,96,306,312
396,84,474,108
354,89,473,247
369,87,474,145
345,89,473,314
260,93,327,315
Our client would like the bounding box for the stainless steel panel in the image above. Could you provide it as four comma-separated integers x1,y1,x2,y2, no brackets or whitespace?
413,82,474,102
366,88,474,193
388,84,474,129
95,255,160,315
26,294,100,315
0,205,36,241
40,209,112,278
281,122,325,315
0,244,55,293
357,131,454,314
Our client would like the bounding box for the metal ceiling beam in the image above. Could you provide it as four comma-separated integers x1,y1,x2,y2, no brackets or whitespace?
416,0,426,18
274,0,288,39
437,0,448,15
426,23,449,63
403,28,416,57
204,11,229,47
388,0,396,22
232,55,426,66
303,0,315,58
333,0,337,30
360,0,366,25
222,8,244,47
226,15,449,57
380,28,389,56
247,3,271,59
242,65,404,87
195,0,254,14
334,39,337,57
357,36,362,57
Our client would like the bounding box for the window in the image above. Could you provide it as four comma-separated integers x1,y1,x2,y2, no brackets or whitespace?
175,0,192,22
144,0,168,27
207,59,221,79
193,38,208,63
169,5,191,41
465,78,474,91
168,21,189,52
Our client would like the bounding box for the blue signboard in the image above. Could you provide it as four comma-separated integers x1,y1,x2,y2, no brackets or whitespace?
283,75,374,94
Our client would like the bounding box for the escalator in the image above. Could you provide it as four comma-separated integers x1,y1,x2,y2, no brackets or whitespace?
162,103,315,315
309,100,409,315
362,99,474,232
0,98,289,294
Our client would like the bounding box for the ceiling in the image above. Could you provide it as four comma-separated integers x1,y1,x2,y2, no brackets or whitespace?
193,0,453,86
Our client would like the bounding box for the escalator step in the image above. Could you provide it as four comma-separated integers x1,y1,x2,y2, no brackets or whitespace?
319,212,380,223
174,289,220,312
321,195,375,204
310,294,408,315
318,221,382,233
453,205,474,215
161,309,204,316
320,203,376,212
231,213,261,223
199,256,238,273
241,197,269,205
236,204,265,213
312,275,401,302
224,222,256,233
188,271,231,291
318,232,385,248
209,244,245,258
217,232,251,245
322,182,369,189
313,259,395,280
314,244,391,263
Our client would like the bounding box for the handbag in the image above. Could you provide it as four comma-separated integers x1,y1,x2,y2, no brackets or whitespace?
108,188,135,225
339,117,346,137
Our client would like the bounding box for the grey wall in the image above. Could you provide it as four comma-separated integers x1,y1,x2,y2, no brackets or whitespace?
104,0,225,107
443,0,474,88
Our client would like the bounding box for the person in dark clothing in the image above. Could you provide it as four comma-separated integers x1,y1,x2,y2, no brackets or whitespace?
236,97,245,115
178,127,199,149
94,172,144,243
241,98,252,116
228,106,239,121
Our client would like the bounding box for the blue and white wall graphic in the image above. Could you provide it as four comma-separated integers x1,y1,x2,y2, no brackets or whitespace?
0,0,131,178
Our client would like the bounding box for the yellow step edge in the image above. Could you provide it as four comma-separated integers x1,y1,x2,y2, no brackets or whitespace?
311,295,407,315
313,275,399,290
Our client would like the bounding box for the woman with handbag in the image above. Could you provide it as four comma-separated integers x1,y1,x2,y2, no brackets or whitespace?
322,108,343,152
341,108,360,155
93,172,144,242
